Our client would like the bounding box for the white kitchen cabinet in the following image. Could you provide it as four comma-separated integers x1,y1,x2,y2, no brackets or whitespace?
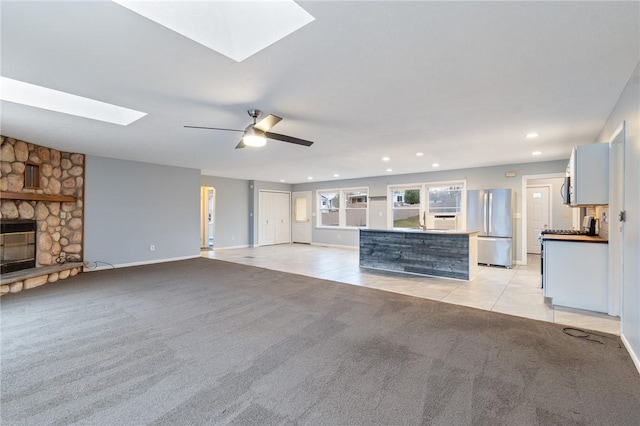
568,143,609,206
543,239,608,313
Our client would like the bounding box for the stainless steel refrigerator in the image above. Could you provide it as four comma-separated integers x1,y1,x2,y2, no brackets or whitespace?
467,189,514,268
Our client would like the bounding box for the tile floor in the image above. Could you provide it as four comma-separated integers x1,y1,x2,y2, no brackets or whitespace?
201,244,620,335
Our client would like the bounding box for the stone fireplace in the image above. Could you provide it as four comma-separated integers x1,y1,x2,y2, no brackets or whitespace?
1,136,85,295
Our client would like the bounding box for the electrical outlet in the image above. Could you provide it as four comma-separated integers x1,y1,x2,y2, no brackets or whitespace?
150,245,155,251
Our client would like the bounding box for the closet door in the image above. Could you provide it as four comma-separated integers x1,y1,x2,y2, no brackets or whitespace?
258,191,291,246
275,192,291,244
258,191,276,246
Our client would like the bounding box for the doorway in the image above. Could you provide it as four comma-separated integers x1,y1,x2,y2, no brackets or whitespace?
292,191,312,244
521,173,574,265
200,186,215,249
526,185,550,254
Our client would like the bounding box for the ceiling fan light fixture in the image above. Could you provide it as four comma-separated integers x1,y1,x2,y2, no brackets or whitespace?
243,126,267,147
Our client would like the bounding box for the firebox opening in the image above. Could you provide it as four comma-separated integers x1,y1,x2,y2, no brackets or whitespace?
1,220,37,274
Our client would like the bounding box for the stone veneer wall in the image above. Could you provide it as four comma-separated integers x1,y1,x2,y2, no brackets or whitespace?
0,136,84,266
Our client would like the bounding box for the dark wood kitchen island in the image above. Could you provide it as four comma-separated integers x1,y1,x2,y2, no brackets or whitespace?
359,229,479,281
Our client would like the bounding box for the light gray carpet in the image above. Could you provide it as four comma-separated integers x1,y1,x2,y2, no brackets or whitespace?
2,258,639,425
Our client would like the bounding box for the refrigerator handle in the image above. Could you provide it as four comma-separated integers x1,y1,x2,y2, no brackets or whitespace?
488,192,493,233
483,192,488,233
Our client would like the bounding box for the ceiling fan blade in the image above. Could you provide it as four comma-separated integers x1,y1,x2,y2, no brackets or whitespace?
184,126,243,132
265,132,314,147
253,114,282,132
235,139,246,149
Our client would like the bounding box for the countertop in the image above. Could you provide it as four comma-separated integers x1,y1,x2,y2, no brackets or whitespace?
361,229,479,235
542,234,608,244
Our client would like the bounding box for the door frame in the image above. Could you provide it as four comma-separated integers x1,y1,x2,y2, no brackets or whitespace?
526,184,552,255
520,172,571,265
608,122,625,317
292,191,312,244
200,186,215,249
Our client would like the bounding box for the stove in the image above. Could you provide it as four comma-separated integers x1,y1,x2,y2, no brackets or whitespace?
540,229,589,235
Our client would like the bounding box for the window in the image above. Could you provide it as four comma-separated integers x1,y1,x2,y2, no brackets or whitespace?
294,197,308,222
388,181,466,230
390,187,421,229
317,188,368,228
428,185,463,213
345,190,368,227
319,191,339,226
24,163,40,188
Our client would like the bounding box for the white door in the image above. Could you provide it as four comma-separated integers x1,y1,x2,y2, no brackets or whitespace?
258,191,291,246
527,186,550,254
292,191,312,244
609,127,624,316
259,191,276,245
275,192,291,244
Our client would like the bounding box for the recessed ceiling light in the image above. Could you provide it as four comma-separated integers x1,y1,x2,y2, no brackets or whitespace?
114,0,314,62
333,174,339,177
382,156,390,162
432,163,440,167
526,132,540,139
386,168,393,172
532,151,542,156
307,176,313,180
280,179,286,182
0,76,147,125
416,152,424,157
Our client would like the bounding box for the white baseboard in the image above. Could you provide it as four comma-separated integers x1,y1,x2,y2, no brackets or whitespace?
83,255,200,272
213,245,251,250
621,333,640,375
310,242,358,250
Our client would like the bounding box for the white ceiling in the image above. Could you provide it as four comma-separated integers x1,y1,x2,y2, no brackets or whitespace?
1,1,639,184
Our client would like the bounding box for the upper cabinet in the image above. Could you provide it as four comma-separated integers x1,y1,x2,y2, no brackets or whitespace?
567,143,609,206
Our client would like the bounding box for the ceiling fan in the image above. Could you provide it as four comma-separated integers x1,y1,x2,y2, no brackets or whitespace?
185,110,314,149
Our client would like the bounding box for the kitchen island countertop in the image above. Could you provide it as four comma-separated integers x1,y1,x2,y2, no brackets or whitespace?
363,228,479,235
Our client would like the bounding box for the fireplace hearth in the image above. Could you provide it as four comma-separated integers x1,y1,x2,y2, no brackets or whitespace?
1,220,37,274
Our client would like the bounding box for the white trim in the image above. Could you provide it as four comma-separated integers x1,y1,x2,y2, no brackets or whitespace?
212,244,251,250
521,172,565,266
83,255,200,272
621,333,640,375
310,242,358,250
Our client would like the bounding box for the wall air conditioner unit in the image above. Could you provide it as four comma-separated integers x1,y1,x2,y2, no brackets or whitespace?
433,215,457,230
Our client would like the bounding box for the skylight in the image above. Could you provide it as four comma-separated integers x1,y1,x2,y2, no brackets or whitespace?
113,0,315,62
0,77,147,125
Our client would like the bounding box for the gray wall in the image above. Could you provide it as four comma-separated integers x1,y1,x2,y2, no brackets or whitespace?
528,177,574,230
596,62,640,369
85,156,201,267
201,175,252,248
292,160,568,262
